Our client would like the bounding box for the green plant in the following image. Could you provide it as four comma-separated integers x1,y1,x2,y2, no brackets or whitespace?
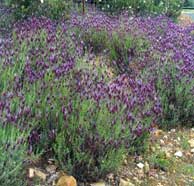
184,0,194,7
177,133,190,150
0,126,27,186
108,31,149,74
97,0,183,17
81,28,109,54
54,98,128,182
0,17,161,183
37,0,72,20
180,163,194,176
6,0,72,20
156,61,194,128
149,151,171,171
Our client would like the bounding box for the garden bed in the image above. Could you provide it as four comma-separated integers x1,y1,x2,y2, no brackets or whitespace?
0,2,194,186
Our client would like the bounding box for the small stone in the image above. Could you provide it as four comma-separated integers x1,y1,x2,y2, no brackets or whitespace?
90,182,106,186
57,175,77,186
137,163,144,169
119,178,135,186
150,146,156,152
160,139,165,145
137,169,144,179
153,129,164,137
144,162,150,173
188,139,194,148
163,135,168,140
174,151,183,157
165,151,171,158
48,159,55,164
34,169,47,181
123,159,128,165
191,148,194,153
171,129,176,133
29,168,35,178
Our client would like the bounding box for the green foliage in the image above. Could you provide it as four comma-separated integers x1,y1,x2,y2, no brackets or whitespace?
149,151,171,171
184,0,194,7
97,0,183,17
0,126,27,186
156,61,194,128
177,132,190,150
181,163,194,176
54,99,127,182
0,29,131,182
6,0,72,20
81,28,109,54
108,31,149,74
37,0,72,20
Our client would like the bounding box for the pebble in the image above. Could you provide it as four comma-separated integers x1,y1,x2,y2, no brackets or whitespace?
174,151,183,157
171,129,176,133
144,162,150,173
123,159,128,165
137,169,144,179
191,148,194,153
90,182,106,186
137,163,144,169
165,151,171,158
188,139,194,148
163,135,168,139
56,175,77,186
160,139,165,145
119,178,135,186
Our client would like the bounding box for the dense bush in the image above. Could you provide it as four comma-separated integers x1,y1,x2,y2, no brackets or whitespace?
6,0,72,20
184,0,194,7
0,126,27,186
0,17,161,182
108,31,149,74
97,0,183,17
70,13,194,128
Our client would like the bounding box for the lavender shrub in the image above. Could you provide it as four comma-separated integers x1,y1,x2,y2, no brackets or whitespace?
0,16,161,181
69,12,194,127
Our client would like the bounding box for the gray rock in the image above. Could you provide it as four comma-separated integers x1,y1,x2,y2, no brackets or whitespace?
174,151,183,157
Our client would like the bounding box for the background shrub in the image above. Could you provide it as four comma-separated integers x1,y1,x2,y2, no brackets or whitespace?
97,0,184,17
184,0,194,7
6,0,72,20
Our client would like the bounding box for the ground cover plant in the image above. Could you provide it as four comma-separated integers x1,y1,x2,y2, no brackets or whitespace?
0,5,194,185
